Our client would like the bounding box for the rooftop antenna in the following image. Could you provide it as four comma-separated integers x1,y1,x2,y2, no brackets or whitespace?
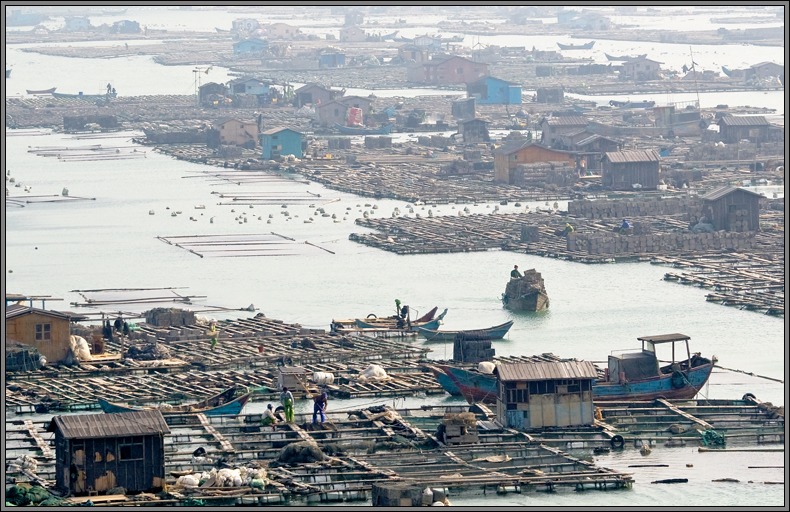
689,46,700,109
193,66,212,106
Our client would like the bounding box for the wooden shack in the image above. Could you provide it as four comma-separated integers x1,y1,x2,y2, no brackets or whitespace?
5,305,73,364
538,115,588,147
278,366,310,390
451,97,476,120
716,115,771,144
48,410,170,495
701,185,763,232
494,141,576,184
495,360,598,430
458,118,490,144
602,149,660,190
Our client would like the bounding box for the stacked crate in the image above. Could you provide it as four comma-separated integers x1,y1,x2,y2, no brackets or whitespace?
442,412,479,445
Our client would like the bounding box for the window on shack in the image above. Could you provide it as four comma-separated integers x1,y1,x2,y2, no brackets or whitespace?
35,323,51,341
119,437,144,461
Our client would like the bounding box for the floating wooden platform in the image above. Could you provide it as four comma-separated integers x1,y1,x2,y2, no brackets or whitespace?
5,313,445,413
7,394,784,506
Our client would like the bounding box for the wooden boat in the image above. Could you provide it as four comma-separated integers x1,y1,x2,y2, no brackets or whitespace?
98,386,252,416
502,269,549,312
354,308,447,331
605,53,646,61
609,99,656,109
557,41,595,50
430,333,716,404
417,320,514,343
26,87,56,95
331,305,445,334
334,123,393,135
53,91,117,100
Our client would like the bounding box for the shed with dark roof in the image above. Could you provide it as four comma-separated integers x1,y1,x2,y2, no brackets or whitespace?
716,115,771,144
48,410,170,495
601,149,660,191
701,185,763,232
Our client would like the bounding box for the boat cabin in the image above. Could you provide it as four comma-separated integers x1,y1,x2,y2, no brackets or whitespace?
607,333,692,384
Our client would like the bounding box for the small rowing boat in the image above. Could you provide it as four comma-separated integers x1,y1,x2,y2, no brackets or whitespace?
26,87,56,95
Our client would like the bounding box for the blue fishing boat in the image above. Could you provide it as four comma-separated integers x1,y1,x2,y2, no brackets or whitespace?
429,333,716,404
97,386,252,416
417,320,514,343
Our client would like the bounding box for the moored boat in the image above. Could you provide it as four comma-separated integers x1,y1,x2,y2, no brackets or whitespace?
98,386,252,416
557,41,595,50
605,53,647,61
430,333,716,404
334,123,394,135
332,305,447,333
53,91,117,100
417,319,514,343
26,87,56,95
609,99,656,109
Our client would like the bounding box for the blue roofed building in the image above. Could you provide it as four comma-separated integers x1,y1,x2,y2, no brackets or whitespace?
467,76,522,105
261,127,304,159
233,38,269,55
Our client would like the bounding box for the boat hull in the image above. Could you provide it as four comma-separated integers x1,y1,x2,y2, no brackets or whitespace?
609,100,656,109
98,387,251,416
503,291,549,312
605,53,647,61
53,91,117,100
434,360,715,404
355,316,442,331
334,123,393,135
26,87,57,95
557,41,595,50
417,320,514,343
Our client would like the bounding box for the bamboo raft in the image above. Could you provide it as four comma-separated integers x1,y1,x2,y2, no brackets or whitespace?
5,313,446,413
653,253,785,316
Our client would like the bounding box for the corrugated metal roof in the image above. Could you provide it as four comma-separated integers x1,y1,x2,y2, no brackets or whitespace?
702,185,764,201
604,149,659,163
494,140,530,156
497,360,599,382
6,305,72,320
636,333,691,344
717,115,769,126
544,116,588,126
576,134,605,146
50,410,170,439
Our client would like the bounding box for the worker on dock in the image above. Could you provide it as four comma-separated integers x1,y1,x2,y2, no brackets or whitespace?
209,320,219,350
280,387,294,423
561,222,575,237
313,390,328,424
511,265,523,279
261,403,278,426
619,219,631,233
